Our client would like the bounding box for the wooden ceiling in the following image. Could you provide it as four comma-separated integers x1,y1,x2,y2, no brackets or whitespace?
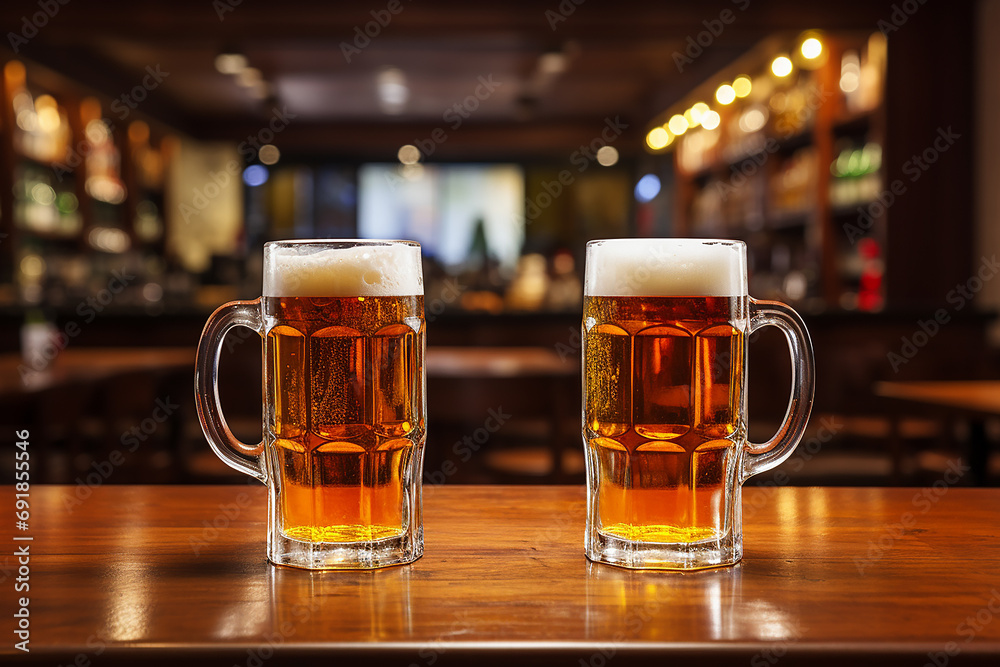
0,0,891,160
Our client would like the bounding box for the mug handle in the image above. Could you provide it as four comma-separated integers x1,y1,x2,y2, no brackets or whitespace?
194,299,267,482
741,297,815,483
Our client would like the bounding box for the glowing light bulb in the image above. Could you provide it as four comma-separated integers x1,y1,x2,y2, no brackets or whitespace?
715,84,736,105
646,127,671,150
700,110,721,131
732,76,752,98
771,56,793,78
397,144,420,165
667,114,688,136
801,38,823,60
596,145,619,166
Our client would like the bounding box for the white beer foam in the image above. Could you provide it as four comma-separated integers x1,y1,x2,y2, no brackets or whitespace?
264,243,423,296
585,239,745,297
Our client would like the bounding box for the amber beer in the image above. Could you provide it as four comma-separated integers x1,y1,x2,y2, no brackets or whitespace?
581,237,812,571
196,239,426,569
262,243,425,549
265,294,424,543
584,293,745,543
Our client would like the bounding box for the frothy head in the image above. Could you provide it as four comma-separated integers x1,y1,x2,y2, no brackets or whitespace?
585,239,746,297
264,241,423,297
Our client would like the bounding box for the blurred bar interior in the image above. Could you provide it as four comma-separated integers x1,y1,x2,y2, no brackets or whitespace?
0,0,997,486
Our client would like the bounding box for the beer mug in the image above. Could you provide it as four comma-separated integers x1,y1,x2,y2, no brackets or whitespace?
195,240,426,569
582,239,814,569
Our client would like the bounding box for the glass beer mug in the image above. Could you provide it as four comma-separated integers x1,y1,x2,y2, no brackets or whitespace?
195,240,426,569
582,239,814,569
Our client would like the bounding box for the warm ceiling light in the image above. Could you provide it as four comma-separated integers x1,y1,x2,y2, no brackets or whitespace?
215,53,247,75
801,37,823,60
539,51,568,74
667,114,688,136
378,68,409,115
739,106,768,133
732,76,752,98
236,67,262,87
646,127,671,150
259,144,280,165
771,56,793,77
715,84,736,105
691,102,710,123
397,144,420,165
700,110,721,130
596,145,619,166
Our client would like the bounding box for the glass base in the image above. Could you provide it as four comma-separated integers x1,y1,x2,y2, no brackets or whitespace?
586,529,741,570
267,527,422,570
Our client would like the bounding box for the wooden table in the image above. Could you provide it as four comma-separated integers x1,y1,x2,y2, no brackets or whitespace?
0,347,194,397
5,485,999,665
876,381,1000,484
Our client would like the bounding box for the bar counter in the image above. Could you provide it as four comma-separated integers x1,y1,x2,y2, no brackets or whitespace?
5,485,1000,665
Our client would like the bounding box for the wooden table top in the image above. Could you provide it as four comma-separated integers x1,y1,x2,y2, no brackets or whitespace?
5,485,1000,665
0,347,194,396
875,380,1000,416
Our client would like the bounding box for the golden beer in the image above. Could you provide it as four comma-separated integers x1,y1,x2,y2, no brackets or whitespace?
264,294,424,543
584,294,745,543
582,238,814,569
198,239,426,568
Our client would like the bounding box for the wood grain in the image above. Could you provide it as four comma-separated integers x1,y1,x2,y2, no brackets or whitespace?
3,485,1000,665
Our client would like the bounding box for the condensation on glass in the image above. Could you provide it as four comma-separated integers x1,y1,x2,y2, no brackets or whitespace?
583,239,814,569
196,240,425,570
